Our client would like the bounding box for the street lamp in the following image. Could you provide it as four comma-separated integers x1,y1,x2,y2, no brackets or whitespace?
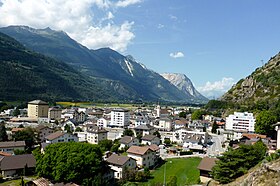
163,160,172,186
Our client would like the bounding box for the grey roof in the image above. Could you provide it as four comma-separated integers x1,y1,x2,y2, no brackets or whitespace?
28,100,48,105
183,134,203,143
142,134,157,141
0,141,26,148
106,154,132,166
135,124,154,130
0,154,36,171
197,157,218,172
119,136,136,144
112,108,129,112
45,131,64,141
87,126,108,133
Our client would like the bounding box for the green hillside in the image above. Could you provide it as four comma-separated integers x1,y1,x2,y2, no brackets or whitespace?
0,32,116,101
221,52,280,110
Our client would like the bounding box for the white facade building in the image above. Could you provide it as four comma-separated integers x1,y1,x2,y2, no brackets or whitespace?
110,109,130,128
226,112,255,133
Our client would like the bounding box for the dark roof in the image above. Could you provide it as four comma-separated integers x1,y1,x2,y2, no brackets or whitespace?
197,157,218,172
119,136,136,144
142,134,157,141
0,141,25,148
0,154,36,171
28,100,48,105
35,125,49,131
106,154,132,166
45,131,64,140
135,124,154,130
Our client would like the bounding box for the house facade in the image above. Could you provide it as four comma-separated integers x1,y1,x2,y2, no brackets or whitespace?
86,126,108,144
141,135,160,146
0,141,25,154
45,131,78,144
119,136,139,149
127,146,157,168
27,100,49,118
106,154,137,179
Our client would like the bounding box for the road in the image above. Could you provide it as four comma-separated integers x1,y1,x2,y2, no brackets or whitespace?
207,134,225,156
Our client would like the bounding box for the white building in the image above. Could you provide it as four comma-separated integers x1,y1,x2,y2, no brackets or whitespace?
86,126,108,144
45,131,78,144
97,117,110,128
127,146,157,168
110,109,130,128
226,112,255,134
106,154,137,179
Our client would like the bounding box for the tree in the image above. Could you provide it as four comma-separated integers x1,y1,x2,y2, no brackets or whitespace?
36,142,107,185
178,111,186,118
191,110,204,120
211,121,218,134
211,140,267,184
164,138,171,146
98,139,113,152
153,131,161,139
64,124,72,133
13,127,36,151
0,123,8,141
75,127,83,132
123,129,134,136
255,110,277,135
13,107,20,116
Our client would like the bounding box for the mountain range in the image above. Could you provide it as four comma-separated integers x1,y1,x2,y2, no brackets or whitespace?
0,25,207,103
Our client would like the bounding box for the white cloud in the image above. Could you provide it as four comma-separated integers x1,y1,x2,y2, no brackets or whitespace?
170,52,184,58
0,0,139,52
169,14,178,21
115,0,142,7
157,24,164,29
197,77,235,98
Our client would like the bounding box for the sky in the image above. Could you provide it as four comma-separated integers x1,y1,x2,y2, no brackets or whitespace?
0,0,280,98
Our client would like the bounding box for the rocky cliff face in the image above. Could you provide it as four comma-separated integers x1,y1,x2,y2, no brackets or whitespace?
221,52,280,105
161,73,208,102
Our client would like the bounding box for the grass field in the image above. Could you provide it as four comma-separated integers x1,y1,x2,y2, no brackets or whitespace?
139,157,201,186
56,101,139,109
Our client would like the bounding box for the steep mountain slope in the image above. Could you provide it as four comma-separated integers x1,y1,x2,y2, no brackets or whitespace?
0,25,199,103
221,52,280,106
161,73,208,102
0,32,129,101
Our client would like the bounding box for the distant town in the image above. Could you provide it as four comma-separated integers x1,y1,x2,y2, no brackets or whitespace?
0,99,279,185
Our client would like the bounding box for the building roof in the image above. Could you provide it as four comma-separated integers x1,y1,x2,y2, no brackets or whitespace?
127,146,150,155
135,124,154,130
0,141,26,148
35,125,49,131
141,134,157,141
86,126,107,133
30,177,52,186
45,131,64,141
106,154,131,166
242,133,267,139
0,154,36,171
11,128,25,133
149,144,160,151
28,100,48,105
0,151,12,156
197,157,218,172
119,136,136,144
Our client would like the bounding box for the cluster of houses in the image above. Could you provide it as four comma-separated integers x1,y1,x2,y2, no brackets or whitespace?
1,100,280,184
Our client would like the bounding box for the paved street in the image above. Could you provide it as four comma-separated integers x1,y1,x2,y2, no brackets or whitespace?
207,134,225,156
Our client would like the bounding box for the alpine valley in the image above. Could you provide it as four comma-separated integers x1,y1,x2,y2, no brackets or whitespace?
0,25,208,103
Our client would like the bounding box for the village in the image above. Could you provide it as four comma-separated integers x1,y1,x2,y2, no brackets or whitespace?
0,100,279,185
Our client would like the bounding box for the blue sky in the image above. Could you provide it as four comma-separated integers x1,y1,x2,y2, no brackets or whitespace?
0,0,280,98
